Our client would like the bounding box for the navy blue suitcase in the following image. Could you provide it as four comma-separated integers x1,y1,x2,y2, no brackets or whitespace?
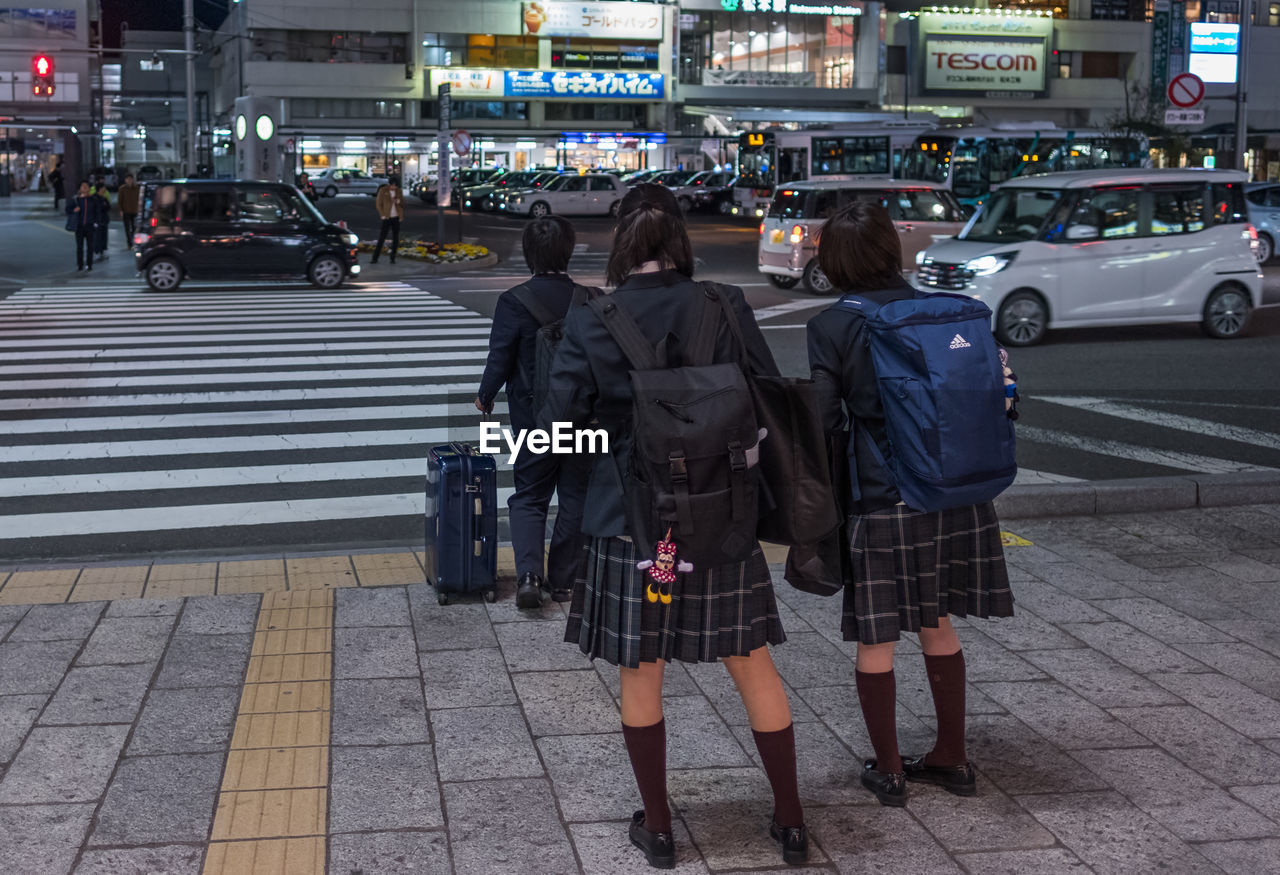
425,442,498,605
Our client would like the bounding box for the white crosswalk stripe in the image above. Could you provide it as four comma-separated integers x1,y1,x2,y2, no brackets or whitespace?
0,280,513,557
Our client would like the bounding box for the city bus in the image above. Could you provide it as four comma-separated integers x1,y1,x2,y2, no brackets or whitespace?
731,120,936,218
899,123,1148,208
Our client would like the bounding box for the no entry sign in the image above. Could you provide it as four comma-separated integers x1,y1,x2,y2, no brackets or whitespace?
1168,72,1205,109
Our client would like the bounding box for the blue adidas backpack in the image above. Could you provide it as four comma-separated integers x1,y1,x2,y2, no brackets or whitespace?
839,291,1017,512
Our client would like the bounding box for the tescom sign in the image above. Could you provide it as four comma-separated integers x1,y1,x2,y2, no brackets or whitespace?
919,12,1053,96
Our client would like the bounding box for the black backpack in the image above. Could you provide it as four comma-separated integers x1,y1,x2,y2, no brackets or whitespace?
588,287,760,569
511,283,599,414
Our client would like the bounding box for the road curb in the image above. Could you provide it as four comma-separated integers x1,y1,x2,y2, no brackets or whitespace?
362,251,498,277
995,471,1280,519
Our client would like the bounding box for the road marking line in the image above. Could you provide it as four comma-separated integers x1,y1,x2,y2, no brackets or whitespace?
0,337,492,362
4,382,486,409
0,349,487,376
1034,395,1280,452
751,297,839,321
203,588,333,874
0,327,490,349
1015,425,1276,474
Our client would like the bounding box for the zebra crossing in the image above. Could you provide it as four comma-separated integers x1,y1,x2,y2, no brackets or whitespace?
0,279,517,559
488,242,610,279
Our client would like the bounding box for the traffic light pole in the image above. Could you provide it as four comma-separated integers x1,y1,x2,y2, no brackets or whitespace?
184,0,197,176
1234,0,1252,174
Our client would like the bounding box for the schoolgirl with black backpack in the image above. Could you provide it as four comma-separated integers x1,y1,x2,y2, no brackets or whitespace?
805,200,1018,809
541,184,809,869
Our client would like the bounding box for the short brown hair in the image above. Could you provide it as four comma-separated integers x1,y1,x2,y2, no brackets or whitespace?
605,183,694,287
816,200,902,292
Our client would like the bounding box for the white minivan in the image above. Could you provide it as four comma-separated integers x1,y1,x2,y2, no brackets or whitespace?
917,169,1264,346
758,180,967,294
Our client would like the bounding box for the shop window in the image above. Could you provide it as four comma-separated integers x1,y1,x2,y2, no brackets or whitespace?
681,10,857,89
544,102,647,124
0,7,77,40
249,29,405,63
1080,52,1121,79
461,34,537,68
551,40,658,70
440,100,529,121
291,98,404,119
1270,2,1280,24
422,33,467,66
1057,50,1072,79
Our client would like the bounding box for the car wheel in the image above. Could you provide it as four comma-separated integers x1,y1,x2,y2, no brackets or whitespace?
1201,284,1252,339
768,274,800,290
144,256,183,292
323,186,338,198
996,290,1049,347
1256,232,1275,264
717,200,732,215
530,201,550,218
482,197,495,212
677,195,693,212
308,254,346,289
607,201,620,218
802,260,833,295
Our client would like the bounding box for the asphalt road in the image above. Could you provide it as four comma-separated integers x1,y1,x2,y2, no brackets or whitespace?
1,192,1279,560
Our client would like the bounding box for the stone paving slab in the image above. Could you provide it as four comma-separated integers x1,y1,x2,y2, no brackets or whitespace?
0,506,1278,872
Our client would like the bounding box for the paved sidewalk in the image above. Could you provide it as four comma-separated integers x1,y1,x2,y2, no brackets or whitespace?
2,506,1280,874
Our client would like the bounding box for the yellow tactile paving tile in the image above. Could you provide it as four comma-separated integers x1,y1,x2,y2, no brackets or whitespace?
218,575,288,595
244,652,332,686
144,576,217,599
220,746,328,792
250,628,332,657
286,571,356,591
210,787,327,841
2,568,80,589
67,565,149,602
203,836,324,875
351,551,423,587
219,559,286,577
255,606,334,634
238,681,331,716
0,585,72,605
263,588,334,610
147,562,218,581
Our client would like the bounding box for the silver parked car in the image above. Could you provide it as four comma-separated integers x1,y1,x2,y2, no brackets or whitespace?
311,168,387,197
1246,182,1280,263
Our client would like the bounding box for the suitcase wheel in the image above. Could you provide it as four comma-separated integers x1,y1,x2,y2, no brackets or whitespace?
483,588,498,603
437,592,449,606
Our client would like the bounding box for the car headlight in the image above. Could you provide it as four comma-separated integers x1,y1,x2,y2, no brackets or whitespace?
344,232,359,246
964,253,1016,276
915,250,927,266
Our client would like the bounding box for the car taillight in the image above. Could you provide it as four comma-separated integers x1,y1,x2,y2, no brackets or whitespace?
789,224,804,244
1248,224,1259,241
759,222,765,236
133,233,149,246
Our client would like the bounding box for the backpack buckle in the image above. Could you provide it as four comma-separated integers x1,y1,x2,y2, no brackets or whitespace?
668,452,688,482
727,441,747,472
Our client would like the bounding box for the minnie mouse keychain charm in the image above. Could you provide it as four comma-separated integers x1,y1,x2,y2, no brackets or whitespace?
636,528,693,605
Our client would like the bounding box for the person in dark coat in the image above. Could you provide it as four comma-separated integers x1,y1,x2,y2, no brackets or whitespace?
49,161,64,210
65,180,106,271
92,181,111,258
541,184,808,868
475,216,593,609
806,200,1016,808
117,174,141,249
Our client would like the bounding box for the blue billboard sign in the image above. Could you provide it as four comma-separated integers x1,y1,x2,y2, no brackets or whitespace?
505,70,665,100
1189,22,1240,54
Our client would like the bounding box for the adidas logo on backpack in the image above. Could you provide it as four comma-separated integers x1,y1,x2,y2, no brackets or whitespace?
949,333,972,350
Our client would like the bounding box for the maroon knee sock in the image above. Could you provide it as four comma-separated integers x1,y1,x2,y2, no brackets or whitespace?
923,650,967,767
855,669,901,773
622,718,671,833
751,724,804,828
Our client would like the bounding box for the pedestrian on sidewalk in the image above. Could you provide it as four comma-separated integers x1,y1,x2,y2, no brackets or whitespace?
66,180,105,271
805,200,1016,808
371,175,403,264
92,181,111,259
117,173,140,249
49,160,64,210
475,216,594,609
542,184,809,869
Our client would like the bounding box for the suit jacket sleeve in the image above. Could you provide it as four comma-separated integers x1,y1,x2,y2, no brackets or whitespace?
725,286,781,378
476,294,522,405
539,304,597,433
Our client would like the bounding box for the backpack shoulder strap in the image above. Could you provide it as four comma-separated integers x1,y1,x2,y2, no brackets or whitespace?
570,283,602,307
685,285,729,368
699,281,752,373
509,283,558,327
834,294,883,320
588,296,659,371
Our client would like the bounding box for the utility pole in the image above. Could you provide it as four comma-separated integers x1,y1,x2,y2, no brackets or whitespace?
1234,0,1252,174
183,0,196,176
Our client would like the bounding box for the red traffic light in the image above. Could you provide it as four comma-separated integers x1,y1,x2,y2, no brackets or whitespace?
33,55,53,77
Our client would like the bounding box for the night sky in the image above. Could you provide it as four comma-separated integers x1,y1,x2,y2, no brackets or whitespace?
101,0,230,48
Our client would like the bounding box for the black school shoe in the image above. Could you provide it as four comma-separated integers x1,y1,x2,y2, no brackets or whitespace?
515,572,543,609
549,586,572,603
629,810,676,869
902,755,977,796
860,759,907,807
769,818,809,865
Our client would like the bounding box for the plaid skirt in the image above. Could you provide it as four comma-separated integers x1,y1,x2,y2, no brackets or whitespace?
841,501,1014,645
565,536,786,669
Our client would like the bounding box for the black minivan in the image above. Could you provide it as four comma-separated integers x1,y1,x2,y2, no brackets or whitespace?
134,180,361,291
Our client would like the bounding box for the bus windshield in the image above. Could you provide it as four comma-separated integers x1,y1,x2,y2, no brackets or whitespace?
738,148,775,188
901,138,954,185
960,188,1064,243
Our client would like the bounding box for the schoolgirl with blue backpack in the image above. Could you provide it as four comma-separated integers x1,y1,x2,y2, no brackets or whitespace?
805,200,1018,808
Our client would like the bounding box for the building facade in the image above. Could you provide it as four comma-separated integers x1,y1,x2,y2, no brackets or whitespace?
207,0,1280,181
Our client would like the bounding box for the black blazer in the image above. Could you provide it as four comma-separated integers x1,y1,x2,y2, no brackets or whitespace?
542,270,779,537
806,277,916,514
477,273,579,430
